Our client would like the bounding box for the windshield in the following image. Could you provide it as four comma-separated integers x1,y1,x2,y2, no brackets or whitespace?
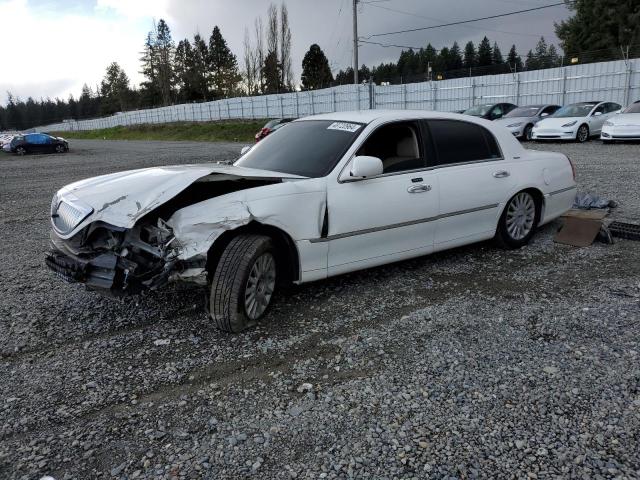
464,105,492,116
235,120,364,177
623,102,640,114
552,104,596,118
504,107,540,118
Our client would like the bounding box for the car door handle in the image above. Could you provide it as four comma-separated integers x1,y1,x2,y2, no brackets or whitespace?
493,170,510,178
407,184,431,193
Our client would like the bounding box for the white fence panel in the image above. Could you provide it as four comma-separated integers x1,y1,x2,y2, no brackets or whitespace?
33,58,640,132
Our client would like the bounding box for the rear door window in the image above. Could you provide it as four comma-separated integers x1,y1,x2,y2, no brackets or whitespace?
425,119,502,167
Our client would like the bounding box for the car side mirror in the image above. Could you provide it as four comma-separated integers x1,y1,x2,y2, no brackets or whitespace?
346,156,383,180
593,111,602,116
240,145,252,155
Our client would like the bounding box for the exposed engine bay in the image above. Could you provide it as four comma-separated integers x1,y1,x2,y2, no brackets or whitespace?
46,175,282,295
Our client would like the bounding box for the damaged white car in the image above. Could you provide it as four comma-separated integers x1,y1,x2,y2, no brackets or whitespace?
47,111,576,332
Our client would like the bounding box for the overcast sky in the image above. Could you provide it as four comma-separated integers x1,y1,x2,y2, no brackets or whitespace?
0,0,571,104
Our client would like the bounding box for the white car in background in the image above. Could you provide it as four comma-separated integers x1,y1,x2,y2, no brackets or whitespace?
601,100,640,143
532,101,622,142
493,104,561,141
46,111,576,333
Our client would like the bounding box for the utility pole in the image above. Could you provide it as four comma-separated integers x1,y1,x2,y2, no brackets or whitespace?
353,0,359,85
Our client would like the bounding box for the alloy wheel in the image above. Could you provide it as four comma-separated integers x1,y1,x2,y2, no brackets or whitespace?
506,192,536,240
577,125,589,142
244,252,276,320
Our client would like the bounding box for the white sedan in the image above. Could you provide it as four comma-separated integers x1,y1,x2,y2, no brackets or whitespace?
532,101,621,142
46,111,576,332
601,100,640,142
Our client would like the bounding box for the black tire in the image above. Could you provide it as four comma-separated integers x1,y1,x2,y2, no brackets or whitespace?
15,146,26,156
55,144,65,153
523,124,534,141
208,234,276,333
576,124,589,143
494,190,541,249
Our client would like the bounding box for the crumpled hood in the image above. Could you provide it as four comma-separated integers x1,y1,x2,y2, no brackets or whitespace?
57,163,305,232
535,117,584,129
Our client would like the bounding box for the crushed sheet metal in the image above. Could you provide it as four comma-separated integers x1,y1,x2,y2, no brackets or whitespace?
167,201,254,261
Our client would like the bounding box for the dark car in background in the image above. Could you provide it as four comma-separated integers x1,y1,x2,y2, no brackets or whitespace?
255,118,294,142
463,103,518,121
10,133,69,155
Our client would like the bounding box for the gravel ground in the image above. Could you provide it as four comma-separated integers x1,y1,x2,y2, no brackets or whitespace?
1,139,639,480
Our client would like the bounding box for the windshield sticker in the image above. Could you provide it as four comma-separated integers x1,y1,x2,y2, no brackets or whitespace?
327,122,361,133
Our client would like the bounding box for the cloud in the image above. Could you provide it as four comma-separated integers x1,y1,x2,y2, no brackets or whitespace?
0,0,160,102
0,0,570,104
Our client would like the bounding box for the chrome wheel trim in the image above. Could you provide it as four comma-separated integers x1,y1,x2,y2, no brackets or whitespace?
577,126,588,142
506,192,536,241
244,252,276,320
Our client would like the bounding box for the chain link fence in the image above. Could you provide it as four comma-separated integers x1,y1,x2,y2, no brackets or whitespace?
34,58,640,133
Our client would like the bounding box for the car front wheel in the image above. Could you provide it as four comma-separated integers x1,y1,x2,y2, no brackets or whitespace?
523,124,534,141
495,191,540,249
208,234,276,333
576,124,589,143
55,144,65,153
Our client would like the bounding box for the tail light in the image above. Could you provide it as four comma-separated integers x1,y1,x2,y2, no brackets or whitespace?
567,155,576,181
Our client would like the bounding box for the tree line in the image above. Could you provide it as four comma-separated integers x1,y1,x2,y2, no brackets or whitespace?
1,0,638,130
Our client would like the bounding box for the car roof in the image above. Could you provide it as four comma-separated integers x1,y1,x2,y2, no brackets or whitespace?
299,109,511,124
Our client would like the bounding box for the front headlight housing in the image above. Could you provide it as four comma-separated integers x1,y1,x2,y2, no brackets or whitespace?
506,122,523,128
603,120,614,127
561,120,578,128
50,193,94,236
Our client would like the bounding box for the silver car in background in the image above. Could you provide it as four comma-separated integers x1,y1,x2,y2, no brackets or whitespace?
493,105,560,141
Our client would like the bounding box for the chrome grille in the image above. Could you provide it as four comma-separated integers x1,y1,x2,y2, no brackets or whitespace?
52,199,92,235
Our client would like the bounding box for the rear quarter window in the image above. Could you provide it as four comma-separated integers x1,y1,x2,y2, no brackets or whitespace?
426,119,501,166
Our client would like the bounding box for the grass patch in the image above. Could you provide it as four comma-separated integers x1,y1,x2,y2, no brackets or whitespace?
50,120,266,143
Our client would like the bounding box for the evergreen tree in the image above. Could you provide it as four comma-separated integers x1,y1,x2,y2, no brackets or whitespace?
463,41,477,69
192,34,210,100
556,0,640,55
507,45,523,71
174,39,199,102
492,42,504,65
139,32,161,107
209,26,242,98
547,44,561,67
155,19,176,106
525,50,538,70
100,62,131,115
449,42,463,71
477,36,493,67
261,50,283,93
300,44,333,90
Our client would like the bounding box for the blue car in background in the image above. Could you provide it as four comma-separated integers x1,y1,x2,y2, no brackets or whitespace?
10,133,69,155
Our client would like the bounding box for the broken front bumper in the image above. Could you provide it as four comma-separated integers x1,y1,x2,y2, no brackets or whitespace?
45,248,129,292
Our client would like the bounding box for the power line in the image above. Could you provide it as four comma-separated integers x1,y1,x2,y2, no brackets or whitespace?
363,2,566,38
363,2,541,38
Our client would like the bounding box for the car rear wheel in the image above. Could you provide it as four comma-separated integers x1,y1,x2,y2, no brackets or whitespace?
495,191,540,249
576,124,589,143
16,146,26,155
208,234,276,333
55,144,65,153
523,124,534,141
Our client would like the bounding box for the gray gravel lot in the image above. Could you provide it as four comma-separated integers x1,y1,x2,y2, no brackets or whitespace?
1,139,639,480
